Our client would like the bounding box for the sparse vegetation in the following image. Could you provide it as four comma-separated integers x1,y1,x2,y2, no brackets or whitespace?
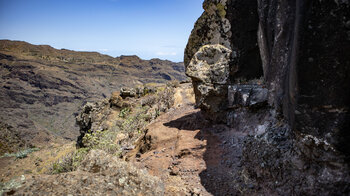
0,122,26,156
46,83,177,175
120,106,149,134
1,148,39,159
77,83,175,157
82,130,120,154
0,175,26,195
119,107,131,118
49,147,89,174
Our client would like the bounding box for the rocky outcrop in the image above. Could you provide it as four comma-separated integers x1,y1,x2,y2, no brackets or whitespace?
185,0,350,194
3,150,164,195
76,83,176,156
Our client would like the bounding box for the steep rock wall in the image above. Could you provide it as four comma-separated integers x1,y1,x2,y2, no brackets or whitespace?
185,0,350,194
256,0,350,157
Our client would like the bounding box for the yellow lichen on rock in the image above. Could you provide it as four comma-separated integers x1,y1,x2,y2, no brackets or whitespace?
217,3,226,18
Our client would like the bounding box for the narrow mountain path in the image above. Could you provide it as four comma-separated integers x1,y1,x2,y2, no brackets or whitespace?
129,83,252,195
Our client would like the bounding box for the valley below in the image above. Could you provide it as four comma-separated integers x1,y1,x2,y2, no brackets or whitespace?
0,40,187,147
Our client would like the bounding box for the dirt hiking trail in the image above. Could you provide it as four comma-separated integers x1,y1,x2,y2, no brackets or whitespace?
129,83,253,196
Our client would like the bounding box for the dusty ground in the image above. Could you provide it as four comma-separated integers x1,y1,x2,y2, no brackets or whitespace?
0,140,75,183
129,83,254,195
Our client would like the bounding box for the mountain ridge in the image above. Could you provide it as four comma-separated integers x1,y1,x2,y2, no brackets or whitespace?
0,39,183,63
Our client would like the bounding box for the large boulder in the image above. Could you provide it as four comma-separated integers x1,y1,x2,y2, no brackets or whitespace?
186,44,231,85
186,44,231,122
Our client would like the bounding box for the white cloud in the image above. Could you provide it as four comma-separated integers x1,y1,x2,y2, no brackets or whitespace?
98,49,109,52
156,52,177,56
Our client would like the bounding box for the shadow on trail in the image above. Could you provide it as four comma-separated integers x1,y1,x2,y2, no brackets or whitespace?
163,111,206,131
164,111,243,196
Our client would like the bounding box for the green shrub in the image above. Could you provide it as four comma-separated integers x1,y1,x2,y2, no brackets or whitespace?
50,148,89,174
119,107,131,118
82,130,119,154
1,148,39,159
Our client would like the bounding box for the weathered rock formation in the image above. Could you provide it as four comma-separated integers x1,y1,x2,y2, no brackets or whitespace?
75,83,176,156
185,0,350,194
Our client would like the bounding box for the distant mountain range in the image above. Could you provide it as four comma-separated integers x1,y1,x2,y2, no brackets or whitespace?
0,40,187,146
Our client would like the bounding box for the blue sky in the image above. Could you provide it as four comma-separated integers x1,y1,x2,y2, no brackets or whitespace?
0,0,204,62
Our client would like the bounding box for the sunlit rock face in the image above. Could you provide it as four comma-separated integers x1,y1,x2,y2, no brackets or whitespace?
185,0,350,194
186,44,231,85
186,44,231,122
184,0,263,122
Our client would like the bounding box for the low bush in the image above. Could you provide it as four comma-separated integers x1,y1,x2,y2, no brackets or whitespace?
50,147,89,174
82,130,120,154
1,148,39,159
119,107,131,118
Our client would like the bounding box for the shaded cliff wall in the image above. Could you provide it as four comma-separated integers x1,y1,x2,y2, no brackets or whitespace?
185,0,350,194
258,0,350,156
295,0,350,157
185,0,350,157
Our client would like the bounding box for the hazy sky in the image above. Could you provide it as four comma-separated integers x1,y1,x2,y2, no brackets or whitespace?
0,0,204,62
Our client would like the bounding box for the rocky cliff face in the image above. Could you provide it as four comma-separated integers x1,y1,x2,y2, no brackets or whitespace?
0,40,186,149
185,0,350,194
